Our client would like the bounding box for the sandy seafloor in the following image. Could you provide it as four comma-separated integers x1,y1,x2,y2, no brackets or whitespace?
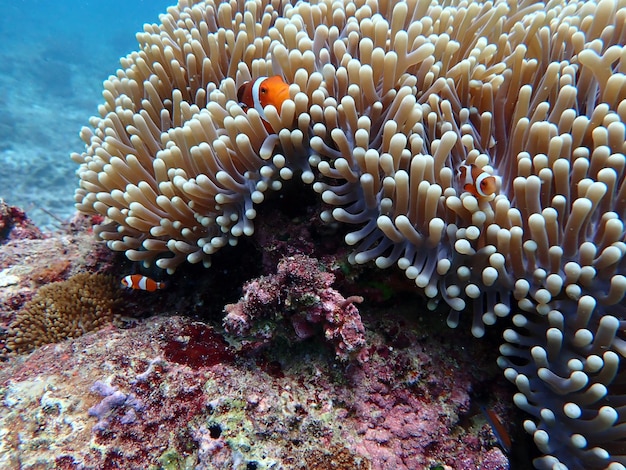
0,1,175,232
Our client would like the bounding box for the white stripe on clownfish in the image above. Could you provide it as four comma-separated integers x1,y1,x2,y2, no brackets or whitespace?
251,76,266,117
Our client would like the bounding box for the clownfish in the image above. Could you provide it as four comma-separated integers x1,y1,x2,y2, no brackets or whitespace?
237,75,290,133
459,164,497,200
121,274,166,292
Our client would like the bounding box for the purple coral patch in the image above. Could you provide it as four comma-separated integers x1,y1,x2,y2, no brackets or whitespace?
88,380,144,432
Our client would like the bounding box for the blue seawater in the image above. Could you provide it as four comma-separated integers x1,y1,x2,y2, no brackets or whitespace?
0,0,175,231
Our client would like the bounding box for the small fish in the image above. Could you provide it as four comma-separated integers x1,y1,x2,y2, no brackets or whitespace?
459,164,497,200
237,75,290,132
480,405,512,454
121,274,166,292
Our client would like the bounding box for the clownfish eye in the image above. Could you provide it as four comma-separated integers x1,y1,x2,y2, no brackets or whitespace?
260,86,268,94
479,176,496,195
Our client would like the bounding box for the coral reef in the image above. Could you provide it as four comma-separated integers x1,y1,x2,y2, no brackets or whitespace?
224,254,366,360
66,0,626,466
0,312,513,469
0,203,517,468
3,272,121,355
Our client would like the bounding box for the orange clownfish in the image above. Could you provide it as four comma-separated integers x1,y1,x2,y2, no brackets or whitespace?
121,274,166,292
237,75,290,133
459,164,497,200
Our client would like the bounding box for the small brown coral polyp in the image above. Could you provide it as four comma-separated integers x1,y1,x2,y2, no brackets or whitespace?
5,273,120,355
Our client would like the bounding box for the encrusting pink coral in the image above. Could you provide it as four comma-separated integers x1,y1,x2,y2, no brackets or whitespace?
224,254,366,361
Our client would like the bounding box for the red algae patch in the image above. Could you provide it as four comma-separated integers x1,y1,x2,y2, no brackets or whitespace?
162,322,234,368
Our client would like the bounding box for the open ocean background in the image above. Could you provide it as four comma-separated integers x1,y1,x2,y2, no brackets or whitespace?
0,0,175,231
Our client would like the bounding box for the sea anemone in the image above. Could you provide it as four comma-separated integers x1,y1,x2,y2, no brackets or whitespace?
72,0,626,467
4,273,120,354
